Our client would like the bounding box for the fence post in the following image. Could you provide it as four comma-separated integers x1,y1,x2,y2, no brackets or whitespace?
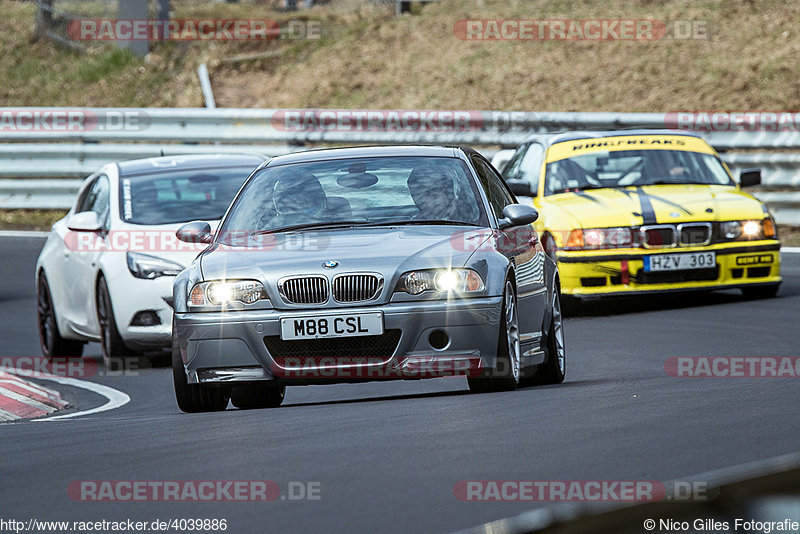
117,0,149,56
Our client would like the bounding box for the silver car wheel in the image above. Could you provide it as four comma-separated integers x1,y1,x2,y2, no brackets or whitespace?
505,281,521,383
552,289,565,374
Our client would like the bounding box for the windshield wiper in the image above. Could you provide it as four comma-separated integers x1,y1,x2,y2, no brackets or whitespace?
364,219,483,227
643,180,711,186
554,184,610,194
249,219,482,236
250,220,370,235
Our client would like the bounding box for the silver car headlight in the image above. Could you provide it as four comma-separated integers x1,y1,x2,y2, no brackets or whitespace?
189,280,268,307
396,269,485,295
126,252,183,279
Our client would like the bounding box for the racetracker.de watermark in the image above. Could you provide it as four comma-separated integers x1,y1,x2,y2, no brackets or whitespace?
64,230,332,253
666,111,800,132
0,356,138,378
67,19,321,41
454,19,709,41
269,109,567,133
0,110,148,132
454,480,712,502
67,481,321,502
665,357,800,378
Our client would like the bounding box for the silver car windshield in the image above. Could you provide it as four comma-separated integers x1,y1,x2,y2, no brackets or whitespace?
545,149,734,195
219,156,488,235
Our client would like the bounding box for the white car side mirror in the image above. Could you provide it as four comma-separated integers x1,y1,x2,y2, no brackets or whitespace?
67,211,102,232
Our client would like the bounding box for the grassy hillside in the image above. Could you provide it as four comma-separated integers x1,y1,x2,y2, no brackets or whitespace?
2,0,799,110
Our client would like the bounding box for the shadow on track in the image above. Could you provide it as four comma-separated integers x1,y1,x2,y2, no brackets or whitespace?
281,387,471,409
563,288,787,318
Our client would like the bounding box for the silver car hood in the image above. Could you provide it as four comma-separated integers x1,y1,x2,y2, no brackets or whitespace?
199,226,491,284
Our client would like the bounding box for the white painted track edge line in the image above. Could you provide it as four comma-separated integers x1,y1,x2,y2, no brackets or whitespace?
27,374,130,421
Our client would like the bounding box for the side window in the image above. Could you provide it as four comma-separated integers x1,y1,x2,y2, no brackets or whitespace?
501,144,529,181
75,177,98,213
76,175,110,226
505,143,544,192
89,176,111,225
472,156,514,220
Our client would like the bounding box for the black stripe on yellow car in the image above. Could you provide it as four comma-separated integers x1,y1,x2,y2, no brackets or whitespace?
572,190,606,206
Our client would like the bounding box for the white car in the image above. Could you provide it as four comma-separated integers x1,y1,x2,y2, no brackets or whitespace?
36,154,264,366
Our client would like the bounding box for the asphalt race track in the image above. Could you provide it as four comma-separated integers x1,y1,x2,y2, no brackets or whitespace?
1,235,799,533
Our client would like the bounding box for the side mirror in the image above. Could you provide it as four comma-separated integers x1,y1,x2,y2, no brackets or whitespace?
498,204,539,229
67,211,102,232
177,221,212,244
507,180,535,197
739,168,761,187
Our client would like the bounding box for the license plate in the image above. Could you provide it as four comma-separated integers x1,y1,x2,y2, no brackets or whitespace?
280,312,384,340
644,251,716,272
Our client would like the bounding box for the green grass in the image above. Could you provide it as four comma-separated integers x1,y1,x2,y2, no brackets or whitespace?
0,209,67,231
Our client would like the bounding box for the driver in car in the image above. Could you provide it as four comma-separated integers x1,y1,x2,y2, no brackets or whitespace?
407,165,464,221
267,173,327,228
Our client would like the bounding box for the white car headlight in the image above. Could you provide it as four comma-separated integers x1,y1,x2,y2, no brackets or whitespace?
396,269,485,295
189,280,268,307
126,252,183,279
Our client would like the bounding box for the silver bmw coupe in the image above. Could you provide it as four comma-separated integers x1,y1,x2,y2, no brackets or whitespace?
172,146,566,412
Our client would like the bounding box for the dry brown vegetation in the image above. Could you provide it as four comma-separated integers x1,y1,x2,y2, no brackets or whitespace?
2,0,800,110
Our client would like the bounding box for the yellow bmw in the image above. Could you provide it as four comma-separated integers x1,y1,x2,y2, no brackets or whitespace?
501,130,781,300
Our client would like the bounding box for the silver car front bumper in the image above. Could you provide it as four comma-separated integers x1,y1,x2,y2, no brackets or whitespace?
174,297,503,385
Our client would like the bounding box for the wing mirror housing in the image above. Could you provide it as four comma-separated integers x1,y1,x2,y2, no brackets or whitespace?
739,168,761,187
67,211,103,232
498,204,539,229
177,221,213,244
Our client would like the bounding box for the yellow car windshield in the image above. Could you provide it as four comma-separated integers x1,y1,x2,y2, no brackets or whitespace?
544,149,734,195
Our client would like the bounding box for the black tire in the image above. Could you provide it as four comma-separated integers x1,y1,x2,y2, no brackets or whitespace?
171,328,230,413
37,274,84,359
534,283,566,385
96,275,138,370
468,280,521,393
741,283,780,300
231,383,285,409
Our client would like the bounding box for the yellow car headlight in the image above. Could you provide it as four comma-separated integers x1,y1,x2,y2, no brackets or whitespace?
563,227,633,250
720,218,776,241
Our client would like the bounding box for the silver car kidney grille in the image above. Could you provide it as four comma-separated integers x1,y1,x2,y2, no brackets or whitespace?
280,276,329,304
332,274,382,303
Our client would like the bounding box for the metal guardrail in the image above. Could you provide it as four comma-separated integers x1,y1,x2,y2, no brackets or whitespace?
0,108,799,222
3,108,800,148
0,143,293,178
0,179,82,209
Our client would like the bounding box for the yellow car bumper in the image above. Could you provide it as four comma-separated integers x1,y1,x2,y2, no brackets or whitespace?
557,241,781,297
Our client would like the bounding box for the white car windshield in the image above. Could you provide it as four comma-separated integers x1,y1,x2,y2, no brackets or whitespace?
220,156,488,235
545,149,734,195
120,167,254,225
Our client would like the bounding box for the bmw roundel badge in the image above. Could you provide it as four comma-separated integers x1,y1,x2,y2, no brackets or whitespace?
323,260,339,269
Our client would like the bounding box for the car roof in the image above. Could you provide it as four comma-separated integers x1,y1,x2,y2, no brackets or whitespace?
522,129,704,147
117,153,266,177
262,145,459,168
